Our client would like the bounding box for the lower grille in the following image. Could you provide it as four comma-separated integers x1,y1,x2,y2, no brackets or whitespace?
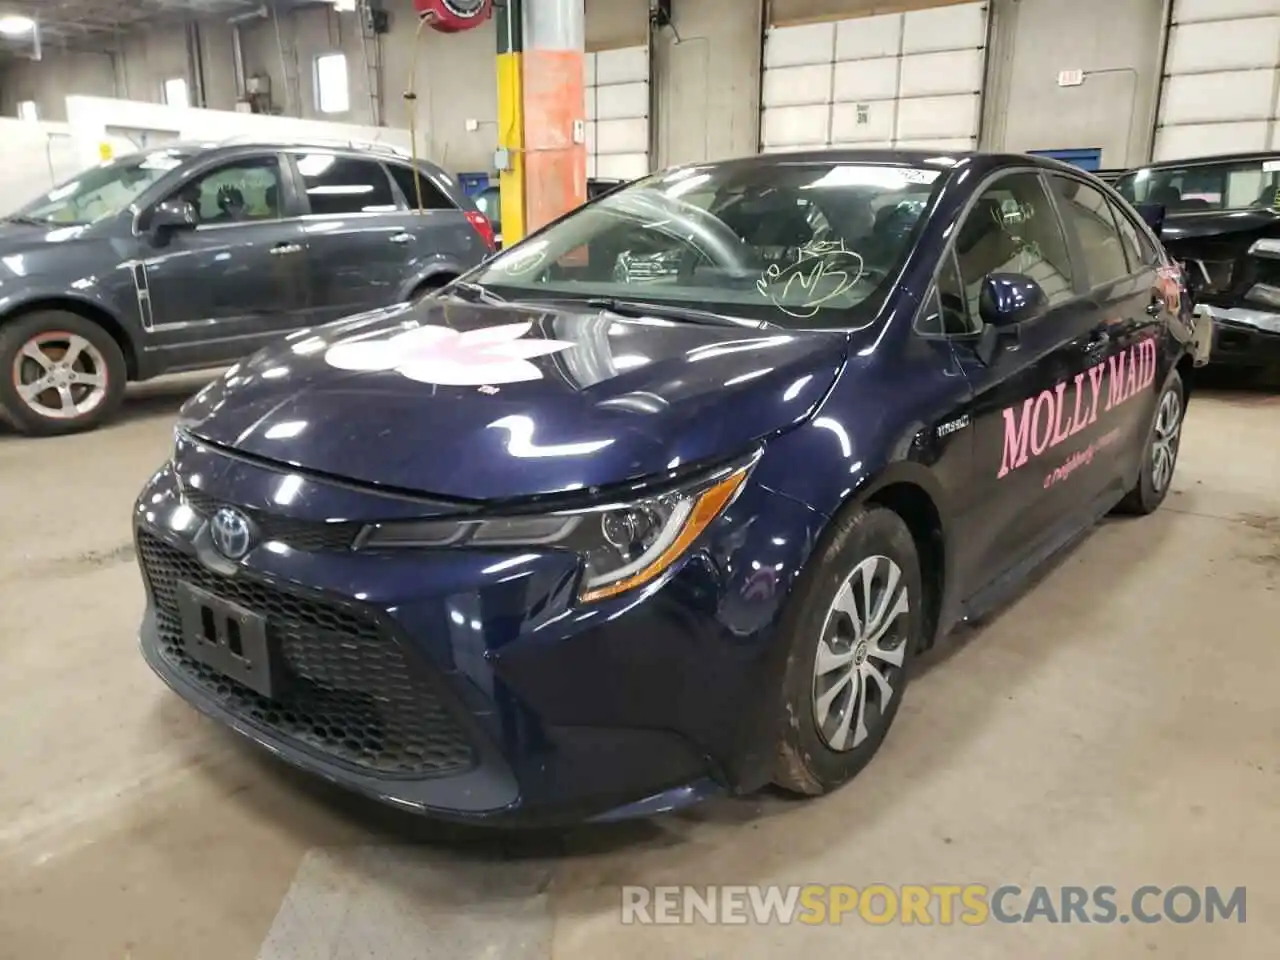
138,531,476,779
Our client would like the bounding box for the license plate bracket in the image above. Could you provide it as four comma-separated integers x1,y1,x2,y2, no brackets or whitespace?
176,581,278,699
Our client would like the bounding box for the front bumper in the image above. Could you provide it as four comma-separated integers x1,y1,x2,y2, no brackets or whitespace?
1195,303,1280,368
133,442,825,825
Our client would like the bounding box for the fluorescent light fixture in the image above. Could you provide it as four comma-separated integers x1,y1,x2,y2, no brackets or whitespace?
0,14,35,35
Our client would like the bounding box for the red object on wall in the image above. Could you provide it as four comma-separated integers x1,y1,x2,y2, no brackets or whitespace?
413,0,493,33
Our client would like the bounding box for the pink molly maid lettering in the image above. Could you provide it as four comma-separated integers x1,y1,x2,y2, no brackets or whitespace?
997,335,1158,479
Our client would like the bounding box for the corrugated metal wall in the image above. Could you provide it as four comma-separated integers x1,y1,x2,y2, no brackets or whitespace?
760,1,989,152
1155,0,1280,160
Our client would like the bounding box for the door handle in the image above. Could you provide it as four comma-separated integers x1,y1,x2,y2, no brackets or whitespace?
389,232,413,245
270,243,302,256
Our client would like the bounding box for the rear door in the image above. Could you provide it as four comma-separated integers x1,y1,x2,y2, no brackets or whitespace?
287,151,414,324
137,151,309,368
385,161,491,282
1047,175,1164,496
939,170,1104,595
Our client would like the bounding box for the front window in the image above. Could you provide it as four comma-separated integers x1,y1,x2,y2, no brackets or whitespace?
13,149,191,226
1115,158,1280,213
468,161,947,326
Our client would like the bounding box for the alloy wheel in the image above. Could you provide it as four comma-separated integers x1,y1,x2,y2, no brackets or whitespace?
1150,388,1182,494
11,332,110,421
811,554,910,753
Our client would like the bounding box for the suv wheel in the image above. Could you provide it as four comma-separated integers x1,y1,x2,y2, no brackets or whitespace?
773,505,921,796
0,312,127,436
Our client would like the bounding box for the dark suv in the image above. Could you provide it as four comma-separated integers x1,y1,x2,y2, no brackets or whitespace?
1116,151,1280,374
0,138,494,435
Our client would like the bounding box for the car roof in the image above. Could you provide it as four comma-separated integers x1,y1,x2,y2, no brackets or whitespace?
664,147,1099,181
1120,150,1280,174
117,137,430,166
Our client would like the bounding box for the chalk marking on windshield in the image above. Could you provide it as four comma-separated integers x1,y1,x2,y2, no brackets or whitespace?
755,238,866,319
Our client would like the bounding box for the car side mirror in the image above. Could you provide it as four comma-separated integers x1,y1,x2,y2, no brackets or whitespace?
1135,201,1167,237
978,272,1048,328
148,199,197,242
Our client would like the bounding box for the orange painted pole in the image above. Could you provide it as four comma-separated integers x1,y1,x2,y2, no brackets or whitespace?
520,0,587,234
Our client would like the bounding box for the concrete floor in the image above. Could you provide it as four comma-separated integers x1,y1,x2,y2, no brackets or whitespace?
0,373,1277,959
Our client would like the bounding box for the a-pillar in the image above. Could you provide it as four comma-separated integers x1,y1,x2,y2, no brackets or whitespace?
495,0,586,246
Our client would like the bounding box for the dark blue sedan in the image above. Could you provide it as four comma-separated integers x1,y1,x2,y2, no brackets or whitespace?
134,150,1201,825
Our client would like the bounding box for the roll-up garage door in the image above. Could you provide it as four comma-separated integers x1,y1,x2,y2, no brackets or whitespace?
760,1,989,153
1154,0,1280,161
585,45,651,180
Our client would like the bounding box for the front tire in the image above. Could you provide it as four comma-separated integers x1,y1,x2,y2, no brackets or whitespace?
0,312,127,436
1116,370,1184,515
773,505,922,796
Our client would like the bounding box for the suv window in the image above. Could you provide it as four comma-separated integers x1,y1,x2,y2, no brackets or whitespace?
953,172,1074,321
172,156,284,225
387,163,454,210
1049,176,1130,287
1115,157,1280,213
294,154,398,216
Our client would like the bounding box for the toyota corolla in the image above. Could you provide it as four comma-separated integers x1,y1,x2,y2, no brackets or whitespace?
134,150,1201,825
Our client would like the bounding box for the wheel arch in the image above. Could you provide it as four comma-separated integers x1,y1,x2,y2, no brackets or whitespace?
1,297,138,379
397,259,468,301
851,464,949,653
786,459,951,653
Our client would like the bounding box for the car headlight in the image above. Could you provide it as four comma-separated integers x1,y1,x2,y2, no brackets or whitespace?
358,456,756,602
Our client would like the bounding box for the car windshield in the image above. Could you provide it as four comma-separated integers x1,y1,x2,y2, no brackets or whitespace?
11,149,191,226
1115,157,1280,214
467,160,946,326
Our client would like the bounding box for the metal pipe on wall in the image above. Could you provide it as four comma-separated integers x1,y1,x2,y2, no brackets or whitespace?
231,23,247,101
190,21,208,107
1146,0,1175,163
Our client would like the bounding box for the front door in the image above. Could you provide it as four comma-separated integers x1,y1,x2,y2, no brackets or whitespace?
138,153,308,369
288,151,416,324
941,170,1106,595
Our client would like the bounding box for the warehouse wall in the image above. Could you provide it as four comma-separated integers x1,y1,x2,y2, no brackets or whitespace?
985,0,1167,167
652,0,764,166
0,0,1178,175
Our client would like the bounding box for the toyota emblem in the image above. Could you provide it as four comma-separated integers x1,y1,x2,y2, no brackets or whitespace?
210,507,255,560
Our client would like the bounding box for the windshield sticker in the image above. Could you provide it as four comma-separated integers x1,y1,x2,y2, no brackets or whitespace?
997,335,1158,479
324,321,574,386
756,238,866,319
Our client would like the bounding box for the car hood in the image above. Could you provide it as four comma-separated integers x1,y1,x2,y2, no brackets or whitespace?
179,299,846,501
1161,208,1279,244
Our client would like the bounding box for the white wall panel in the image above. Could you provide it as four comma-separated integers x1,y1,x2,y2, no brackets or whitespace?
1156,0,1280,160
760,1,989,152
584,45,650,180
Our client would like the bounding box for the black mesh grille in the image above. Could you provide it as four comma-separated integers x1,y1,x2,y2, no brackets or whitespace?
181,488,360,552
138,531,476,778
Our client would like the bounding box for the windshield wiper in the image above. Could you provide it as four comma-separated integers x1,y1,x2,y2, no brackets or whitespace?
4,215,49,226
445,280,507,304
582,298,769,329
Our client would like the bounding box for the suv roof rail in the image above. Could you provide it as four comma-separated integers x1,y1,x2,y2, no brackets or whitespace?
218,134,413,158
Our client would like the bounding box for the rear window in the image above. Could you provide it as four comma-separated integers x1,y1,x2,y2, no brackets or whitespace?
387,163,455,210
470,160,948,327
1116,157,1280,213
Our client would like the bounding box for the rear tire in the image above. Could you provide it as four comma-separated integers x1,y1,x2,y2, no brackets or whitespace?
0,311,127,437
1116,370,1184,516
410,275,456,303
773,505,922,796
